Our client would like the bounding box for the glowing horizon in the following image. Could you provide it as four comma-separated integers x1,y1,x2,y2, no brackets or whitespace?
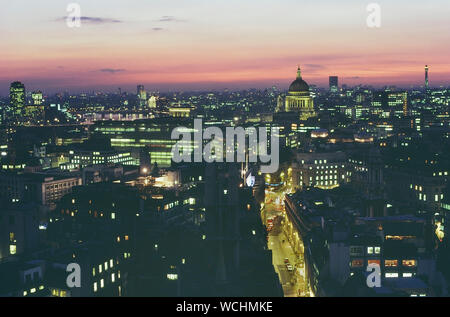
1,0,449,95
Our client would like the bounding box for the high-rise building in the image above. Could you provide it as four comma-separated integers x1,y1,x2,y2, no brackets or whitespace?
329,76,338,93
10,81,26,116
425,65,429,90
137,85,147,107
31,91,43,105
148,95,157,108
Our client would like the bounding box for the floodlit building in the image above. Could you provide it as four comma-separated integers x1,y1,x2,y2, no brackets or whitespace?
284,66,316,121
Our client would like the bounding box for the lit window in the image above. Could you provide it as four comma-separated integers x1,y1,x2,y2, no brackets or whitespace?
9,245,17,255
385,260,398,267
367,259,380,266
385,273,398,278
100,279,104,288
402,259,417,267
93,283,98,292
111,273,115,283
367,247,373,254
351,259,364,267
374,247,381,254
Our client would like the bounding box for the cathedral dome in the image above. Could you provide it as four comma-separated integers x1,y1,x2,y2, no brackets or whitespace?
289,78,309,92
288,66,309,93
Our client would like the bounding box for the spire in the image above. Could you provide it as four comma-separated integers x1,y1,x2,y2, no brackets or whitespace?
297,65,302,79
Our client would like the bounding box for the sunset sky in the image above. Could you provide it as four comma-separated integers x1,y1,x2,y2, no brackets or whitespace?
1,0,449,95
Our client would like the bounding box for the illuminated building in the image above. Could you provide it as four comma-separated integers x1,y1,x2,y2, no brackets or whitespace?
329,76,338,93
383,150,448,217
276,95,284,112
91,118,196,167
425,65,429,90
291,151,349,190
168,106,194,118
0,172,82,207
31,91,43,106
9,81,26,117
284,186,431,296
51,184,137,295
137,85,147,107
24,105,45,124
148,95,157,108
65,149,136,169
372,91,408,117
284,66,316,121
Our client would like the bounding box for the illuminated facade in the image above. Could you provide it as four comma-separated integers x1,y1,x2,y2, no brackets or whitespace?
284,67,316,121
66,149,136,169
137,85,147,107
91,118,195,167
291,151,349,190
10,81,26,117
31,91,43,105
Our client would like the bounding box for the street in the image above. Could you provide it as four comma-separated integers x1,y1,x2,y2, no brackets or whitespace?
263,186,310,297
268,229,298,296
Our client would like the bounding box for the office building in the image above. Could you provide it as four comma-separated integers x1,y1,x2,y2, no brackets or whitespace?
329,76,338,93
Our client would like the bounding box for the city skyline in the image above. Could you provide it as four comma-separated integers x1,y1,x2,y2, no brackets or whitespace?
0,64,444,98
1,0,450,94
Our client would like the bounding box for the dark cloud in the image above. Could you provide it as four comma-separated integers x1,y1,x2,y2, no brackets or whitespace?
98,69,126,74
56,16,122,24
157,16,185,22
